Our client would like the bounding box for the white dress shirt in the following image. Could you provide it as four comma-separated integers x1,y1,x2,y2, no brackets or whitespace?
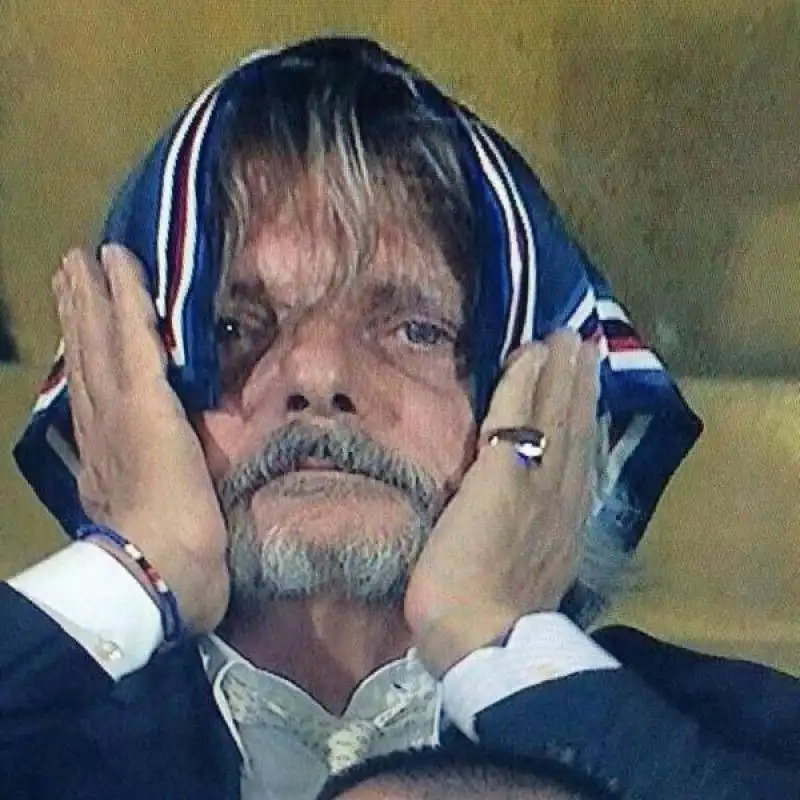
9,542,620,799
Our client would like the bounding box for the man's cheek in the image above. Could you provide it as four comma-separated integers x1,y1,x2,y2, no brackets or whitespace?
191,412,240,482
443,432,478,495
423,409,477,487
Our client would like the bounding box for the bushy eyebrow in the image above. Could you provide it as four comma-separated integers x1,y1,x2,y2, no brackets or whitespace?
217,273,466,331
215,277,274,317
363,280,464,325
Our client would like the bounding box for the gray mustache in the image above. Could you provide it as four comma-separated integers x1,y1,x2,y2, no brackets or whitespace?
216,422,441,519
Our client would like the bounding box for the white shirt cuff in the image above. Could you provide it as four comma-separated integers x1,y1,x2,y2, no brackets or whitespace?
442,611,621,740
7,541,163,679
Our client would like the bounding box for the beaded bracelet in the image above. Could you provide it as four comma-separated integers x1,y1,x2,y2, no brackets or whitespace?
75,523,184,644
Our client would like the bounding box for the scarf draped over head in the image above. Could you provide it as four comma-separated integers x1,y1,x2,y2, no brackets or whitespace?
14,38,701,593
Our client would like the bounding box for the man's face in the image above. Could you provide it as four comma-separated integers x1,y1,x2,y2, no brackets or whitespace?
194,179,477,607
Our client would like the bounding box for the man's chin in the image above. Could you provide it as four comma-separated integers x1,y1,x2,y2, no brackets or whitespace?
225,490,431,610
249,474,421,544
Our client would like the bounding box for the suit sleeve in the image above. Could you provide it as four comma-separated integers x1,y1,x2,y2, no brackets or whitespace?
441,617,800,799
472,667,800,799
0,583,114,770
8,541,163,678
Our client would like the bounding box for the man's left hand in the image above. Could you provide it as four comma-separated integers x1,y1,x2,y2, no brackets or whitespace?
404,331,598,677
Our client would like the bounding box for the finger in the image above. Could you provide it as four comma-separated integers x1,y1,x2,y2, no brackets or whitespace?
62,249,126,404
561,341,599,515
470,343,551,499
479,341,549,442
101,244,167,378
531,329,582,434
567,341,599,451
63,246,112,322
53,264,91,459
519,329,582,478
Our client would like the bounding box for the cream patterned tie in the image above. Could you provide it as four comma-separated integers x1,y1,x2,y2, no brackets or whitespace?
221,665,439,774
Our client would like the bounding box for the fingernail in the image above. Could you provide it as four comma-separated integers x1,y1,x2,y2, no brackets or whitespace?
100,243,114,264
62,248,82,268
57,253,78,289
100,242,127,266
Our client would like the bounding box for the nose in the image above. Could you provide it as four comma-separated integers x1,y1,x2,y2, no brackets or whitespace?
277,311,359,419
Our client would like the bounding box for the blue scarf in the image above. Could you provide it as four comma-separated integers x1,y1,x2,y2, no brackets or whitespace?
14,38,701,573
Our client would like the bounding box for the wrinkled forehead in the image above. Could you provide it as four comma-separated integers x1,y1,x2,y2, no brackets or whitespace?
216,159,468,318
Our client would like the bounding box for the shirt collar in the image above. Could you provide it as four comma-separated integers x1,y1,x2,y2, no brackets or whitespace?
198,633,443,773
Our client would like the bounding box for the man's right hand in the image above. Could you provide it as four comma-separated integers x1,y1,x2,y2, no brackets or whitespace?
53,244,229,634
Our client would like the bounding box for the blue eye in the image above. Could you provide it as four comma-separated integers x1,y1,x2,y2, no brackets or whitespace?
399,320,451,347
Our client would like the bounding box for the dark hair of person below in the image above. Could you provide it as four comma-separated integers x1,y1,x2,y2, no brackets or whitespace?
316,744,620,799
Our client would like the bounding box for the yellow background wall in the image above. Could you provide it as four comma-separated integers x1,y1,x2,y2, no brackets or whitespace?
1,1,798,674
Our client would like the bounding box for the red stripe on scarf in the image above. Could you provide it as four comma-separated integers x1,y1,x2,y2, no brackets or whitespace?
606,335,644,353
162,94,214,352
40,355,65,393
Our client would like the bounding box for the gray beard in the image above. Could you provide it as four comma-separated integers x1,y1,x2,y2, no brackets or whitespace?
224,500,432,612
216,423,442,616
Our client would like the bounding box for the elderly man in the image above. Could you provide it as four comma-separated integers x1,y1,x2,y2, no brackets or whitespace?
3,38,799,800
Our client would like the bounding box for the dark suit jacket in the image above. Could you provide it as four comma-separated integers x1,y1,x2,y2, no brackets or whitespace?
1,583,798,799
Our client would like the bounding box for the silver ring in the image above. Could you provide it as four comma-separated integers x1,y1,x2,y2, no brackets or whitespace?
487,426,547,468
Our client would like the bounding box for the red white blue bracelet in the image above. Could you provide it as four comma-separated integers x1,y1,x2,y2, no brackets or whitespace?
75,523,184,644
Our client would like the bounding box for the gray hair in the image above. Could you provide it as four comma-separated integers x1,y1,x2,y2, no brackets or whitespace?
568,415,641,626
570,489,639,626
211,54,476,310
